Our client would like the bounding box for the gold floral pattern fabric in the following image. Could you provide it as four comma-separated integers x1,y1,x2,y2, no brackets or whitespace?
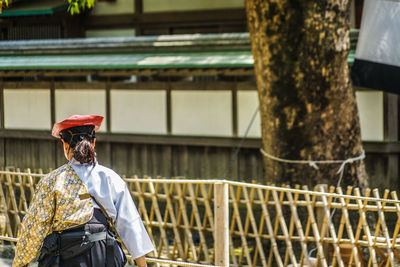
12,164,94,267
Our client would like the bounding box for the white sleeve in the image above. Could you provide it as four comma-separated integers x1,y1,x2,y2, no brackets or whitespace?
114,184,154,259
71,162,154,258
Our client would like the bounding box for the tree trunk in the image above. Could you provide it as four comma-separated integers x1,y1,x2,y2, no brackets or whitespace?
245,0,368,187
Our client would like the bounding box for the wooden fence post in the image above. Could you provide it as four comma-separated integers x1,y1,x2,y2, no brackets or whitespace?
214,181,229,267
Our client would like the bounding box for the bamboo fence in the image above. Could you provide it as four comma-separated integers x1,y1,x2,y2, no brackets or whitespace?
0,168,400,267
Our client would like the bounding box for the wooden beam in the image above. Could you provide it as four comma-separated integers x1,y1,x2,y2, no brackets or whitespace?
383,92,399,192
54,82,106,90
50,79,55,126
0,68,254,78
0,129,261,148
0,70,86,77
84,14,137,29
355,0,364,28
134,0,143,36
0,130,52,140
109,133,261,148
2,81,52,89
0,129,398,153
2,81,257,91
97,70,156,76
0,71,41,77
105,78,111,133
166,83,172,134
384,92,398,141
170,81,256,91
85,8,246,29
223,69,254,76
156,69,221,76
362,142,400,154
134,0,143,15
0,79,4,129
0,137,4,167
140,9,246,24
232,85,238,136
237,81,257,91
110,81,167,90
96,133,263,148
110,81,257,90
42,71,94,77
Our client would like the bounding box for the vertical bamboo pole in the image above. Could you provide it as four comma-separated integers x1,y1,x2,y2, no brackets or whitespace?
242,187,252,262
284,185,301,266
242,186,267,266
300,186,318,266
230,185,253,266
132,179,156,254
176,183,198,261
315,184,329,265
352,188,371,267
271,189,298,266
25,169,35,199
319,186,344,267
389,191,400,264
214,182,229,267
16,171,28,221
303,185,328,267
336,186,361,267
188,184,210,263
0,173,12,237
200,184,215,230
354,188,378,267
286,187,309,266
373,189,394,266
258,188,284,267
268,188,286,266
233,186,248,265
148,180,170,258
162,182,185,259
5,172,20,236
368,189,389,267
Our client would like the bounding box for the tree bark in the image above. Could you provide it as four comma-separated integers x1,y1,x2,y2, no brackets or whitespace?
245,0,368,187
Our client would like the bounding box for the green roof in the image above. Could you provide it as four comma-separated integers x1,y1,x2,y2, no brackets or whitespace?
0,51,356,70
0,51,254,70
0,33,357,71
0,0,67,17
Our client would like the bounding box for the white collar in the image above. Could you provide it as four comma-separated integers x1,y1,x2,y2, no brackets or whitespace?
68,158,98,166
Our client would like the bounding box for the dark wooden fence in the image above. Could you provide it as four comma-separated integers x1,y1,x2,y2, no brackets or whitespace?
0,133,398,192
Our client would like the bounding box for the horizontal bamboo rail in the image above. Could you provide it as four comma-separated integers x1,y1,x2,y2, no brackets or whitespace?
0,168,400,267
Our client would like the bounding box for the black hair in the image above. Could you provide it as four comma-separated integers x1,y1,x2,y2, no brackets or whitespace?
60,125,96,165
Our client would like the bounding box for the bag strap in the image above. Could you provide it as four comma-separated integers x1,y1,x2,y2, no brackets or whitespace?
80,193,127,249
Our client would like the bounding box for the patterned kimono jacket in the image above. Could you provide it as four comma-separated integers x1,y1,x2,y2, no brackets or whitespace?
13,160,154,267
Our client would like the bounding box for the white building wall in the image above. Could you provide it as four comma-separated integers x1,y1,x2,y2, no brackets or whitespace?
111,90,167,134
1,86,385,142
172,90,232,136
55,89,107,132
356,91,384,141
4,89,51,130
237,90,261,137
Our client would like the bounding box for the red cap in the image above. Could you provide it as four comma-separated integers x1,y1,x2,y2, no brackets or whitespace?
52,115,104,138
